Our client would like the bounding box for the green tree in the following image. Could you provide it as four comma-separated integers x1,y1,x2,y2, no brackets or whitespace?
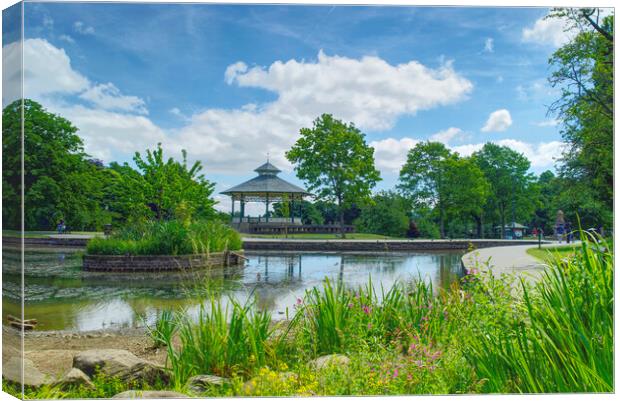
441,156,490,238
272,200,324,225
286,114,381,237
2,99,111,230
398,142,452,238
472,143,537,238
547,8,613,228
355,191,410,237
109,144,216,224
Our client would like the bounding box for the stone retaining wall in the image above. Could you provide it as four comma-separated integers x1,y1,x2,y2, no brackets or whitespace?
3,236,90,247
243,239,544,252
82,251,244,272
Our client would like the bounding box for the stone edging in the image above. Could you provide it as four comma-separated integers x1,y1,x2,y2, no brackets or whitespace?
82,251,245,272
243,239,545,252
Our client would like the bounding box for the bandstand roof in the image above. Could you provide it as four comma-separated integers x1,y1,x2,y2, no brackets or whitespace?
220,161,310,202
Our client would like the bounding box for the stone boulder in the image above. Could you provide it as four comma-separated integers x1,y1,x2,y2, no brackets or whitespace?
112,390,188,399
73,349,169,384
52,368,95,390
186,374,230,393
2,357,52,388
308,354,350,370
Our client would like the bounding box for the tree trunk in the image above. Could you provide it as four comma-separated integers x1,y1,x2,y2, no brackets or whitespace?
338,195,346,239
474,213,483,239
500,204,506,239
438,201,445,239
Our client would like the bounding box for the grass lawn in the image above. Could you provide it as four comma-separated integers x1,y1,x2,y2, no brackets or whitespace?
2,230,103,238
527,244,580,262
243,233,397,240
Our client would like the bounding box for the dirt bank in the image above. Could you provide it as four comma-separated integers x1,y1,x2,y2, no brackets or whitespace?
2,325,168,379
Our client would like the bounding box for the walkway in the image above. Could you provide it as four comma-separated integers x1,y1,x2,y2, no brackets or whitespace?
461,242,578,282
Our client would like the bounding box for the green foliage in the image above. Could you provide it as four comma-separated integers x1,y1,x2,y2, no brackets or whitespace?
107,144,216,224
548,9,612,208
146,309,179,348
399,142,490,238
286,114,381,235
355,191,410,237
86,220,241,255
466,231,613,392
13,236,614,397
272,200,325,225
164,296,274,385
2,99,112,230
472,143,537,237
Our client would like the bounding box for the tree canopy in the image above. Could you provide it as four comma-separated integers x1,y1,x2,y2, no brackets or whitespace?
2,100,217,231
286,114,381,236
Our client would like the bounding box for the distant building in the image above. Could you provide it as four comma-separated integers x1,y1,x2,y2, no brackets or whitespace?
495,222,528,239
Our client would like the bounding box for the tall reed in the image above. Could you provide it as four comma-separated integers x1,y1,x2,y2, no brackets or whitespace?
465,230,613,393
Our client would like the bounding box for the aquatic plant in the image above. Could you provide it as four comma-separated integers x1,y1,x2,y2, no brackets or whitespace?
86,219,241,255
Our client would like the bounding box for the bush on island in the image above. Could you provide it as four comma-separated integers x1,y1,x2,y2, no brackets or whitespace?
86,220,242,256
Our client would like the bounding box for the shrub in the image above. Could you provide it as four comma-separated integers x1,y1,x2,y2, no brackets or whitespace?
86,219,241,255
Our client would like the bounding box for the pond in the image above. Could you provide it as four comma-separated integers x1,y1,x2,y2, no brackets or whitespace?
2,246,464,332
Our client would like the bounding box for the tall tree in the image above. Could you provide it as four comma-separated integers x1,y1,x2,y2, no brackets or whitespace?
109,144,216,224
441,156,490,238
547,8,613,225
2,99,111,230
355,191,410,237
472,143,537,238
286,114,381,237
398,142,452,238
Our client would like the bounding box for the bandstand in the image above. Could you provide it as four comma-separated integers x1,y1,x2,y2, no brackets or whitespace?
221,161,311,234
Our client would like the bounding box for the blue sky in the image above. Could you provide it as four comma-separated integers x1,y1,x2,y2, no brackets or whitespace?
4,2,606,213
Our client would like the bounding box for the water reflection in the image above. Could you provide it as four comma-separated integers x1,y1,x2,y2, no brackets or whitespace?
2,247,463,331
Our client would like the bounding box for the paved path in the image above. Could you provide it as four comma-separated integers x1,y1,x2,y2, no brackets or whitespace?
461,242,579,282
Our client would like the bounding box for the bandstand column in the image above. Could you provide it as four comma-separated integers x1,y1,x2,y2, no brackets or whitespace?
240,196,245,222
290,197,294,223
265,193,269,222
231,196,235,222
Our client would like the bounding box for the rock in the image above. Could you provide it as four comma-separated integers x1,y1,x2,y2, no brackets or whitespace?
308,354,350,370
52,368,95,390
73,349,170,384
112,390,188,399
2,357,52,388
186,374,230,393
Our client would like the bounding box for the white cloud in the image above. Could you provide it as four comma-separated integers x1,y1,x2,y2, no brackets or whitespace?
451,140,565,169
46,103,166,161
3,38,90,103
74,21,95,35
370,137,419,173
484,38,494,53
521,9,613,48
80,83,148,115
495,139,566,168
43,16,54,29
481,109,512,132
6,39,474,177
429,127,465,144
224,62,248,84
227,50,473,131
371,136,566,174
534,118,559,127
516,78,558,101
522,15,573,47
58,34,75,44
